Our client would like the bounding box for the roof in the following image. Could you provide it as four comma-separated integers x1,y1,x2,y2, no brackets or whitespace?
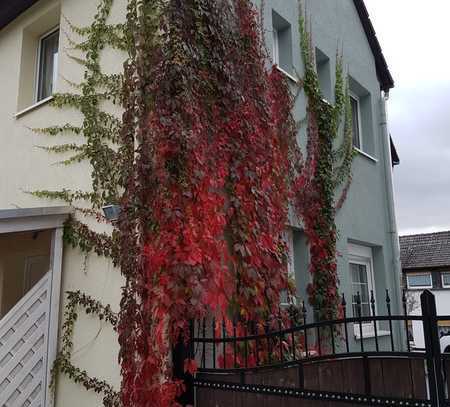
390,136,400,166
0,0,40,31
352,0,394,92
1,0,394,91
400,231,450,270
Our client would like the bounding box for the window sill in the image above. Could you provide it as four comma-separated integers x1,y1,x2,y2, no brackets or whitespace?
15,96,54,119
276,65,299,84
353,147,378,163
407,287,433,291
354,329,391,340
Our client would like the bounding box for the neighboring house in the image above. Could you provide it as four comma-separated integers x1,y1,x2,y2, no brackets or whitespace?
400,231,450,348
0,1,401,406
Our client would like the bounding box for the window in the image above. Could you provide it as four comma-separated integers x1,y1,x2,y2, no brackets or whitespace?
350,93,362,149
315,48,331,101
442,273,450,288
36,29,59,102
272,11,293,75
406,273,432,289
349,244,380,338
281,229,296,305
273,28,279,66
349,244,375,317
16,5,60,113
350,260,373,318
348,76,376,156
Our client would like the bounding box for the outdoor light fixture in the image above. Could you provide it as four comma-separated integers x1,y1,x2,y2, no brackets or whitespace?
102,204,121,221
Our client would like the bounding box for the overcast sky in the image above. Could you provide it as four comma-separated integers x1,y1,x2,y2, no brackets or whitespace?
364,0,450,236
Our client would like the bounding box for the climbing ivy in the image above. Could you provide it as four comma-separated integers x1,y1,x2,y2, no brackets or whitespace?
50,291,120,407
33,0,127,403
33,0,354,406
294,3,354,320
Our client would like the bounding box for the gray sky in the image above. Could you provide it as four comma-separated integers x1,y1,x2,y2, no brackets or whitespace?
364,0,450,235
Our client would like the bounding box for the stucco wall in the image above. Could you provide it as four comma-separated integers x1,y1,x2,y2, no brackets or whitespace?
0,0,126,405
0,0,401,405
261,0,402,350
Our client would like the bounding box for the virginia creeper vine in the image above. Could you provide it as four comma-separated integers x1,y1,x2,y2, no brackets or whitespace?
33,0,353,406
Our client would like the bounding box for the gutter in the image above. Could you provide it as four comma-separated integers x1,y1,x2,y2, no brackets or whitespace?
380,93,402,312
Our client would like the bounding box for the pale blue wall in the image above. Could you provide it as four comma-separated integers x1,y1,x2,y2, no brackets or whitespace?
254,0,402,350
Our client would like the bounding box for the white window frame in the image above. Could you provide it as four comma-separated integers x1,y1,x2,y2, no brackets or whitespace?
281,228,296,306
348,243,380,338
406,273,432,290
272,28,280,66
35,26,60,103
442,272,450,288
349,92,363,151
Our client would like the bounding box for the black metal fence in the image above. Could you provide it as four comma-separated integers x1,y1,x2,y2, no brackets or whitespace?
186,290,450,406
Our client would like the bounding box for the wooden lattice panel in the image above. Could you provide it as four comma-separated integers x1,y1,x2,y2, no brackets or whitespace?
0,274,50,407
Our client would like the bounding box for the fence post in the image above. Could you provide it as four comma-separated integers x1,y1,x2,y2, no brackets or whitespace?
421,290,446,406
173,322,195,407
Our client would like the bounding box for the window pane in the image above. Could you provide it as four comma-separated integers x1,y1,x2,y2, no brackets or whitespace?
350,262,370,317
361,303,370,317
37,30,59,101
352,303,370,318
358,265,368,283
443,273,450,286
407,274,431,287
350,97,360,148
360,285,369,303
351,263,360,282
272,29,279,65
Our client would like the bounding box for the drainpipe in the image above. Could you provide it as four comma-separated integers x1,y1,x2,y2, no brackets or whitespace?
380,92,402,317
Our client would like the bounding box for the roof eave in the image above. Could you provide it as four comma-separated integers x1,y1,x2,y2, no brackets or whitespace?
1,1,395,92
353,0,395,92
0,0,41,31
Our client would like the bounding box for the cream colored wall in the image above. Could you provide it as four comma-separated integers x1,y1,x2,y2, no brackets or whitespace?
0,0,127,405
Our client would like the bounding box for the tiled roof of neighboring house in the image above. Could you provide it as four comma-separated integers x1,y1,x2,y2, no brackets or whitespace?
0,0,394,91
400,231,450,270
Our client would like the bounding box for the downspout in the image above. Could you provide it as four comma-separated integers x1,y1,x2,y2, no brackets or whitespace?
380,91,402,316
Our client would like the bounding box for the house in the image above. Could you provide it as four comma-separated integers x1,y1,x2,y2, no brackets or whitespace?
0,0,401,406
400,231,450,348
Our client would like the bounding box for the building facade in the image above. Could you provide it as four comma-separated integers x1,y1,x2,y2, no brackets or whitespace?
0,0,401,405
401,231,450,349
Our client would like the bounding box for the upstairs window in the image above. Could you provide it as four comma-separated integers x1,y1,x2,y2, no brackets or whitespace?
406,273,432,289
315,48,331,101
350,93,362,150
36,29,59,102
272,11,293,75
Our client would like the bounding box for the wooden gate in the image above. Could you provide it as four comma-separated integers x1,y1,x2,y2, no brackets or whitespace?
184,291,450,406
195,357,429,406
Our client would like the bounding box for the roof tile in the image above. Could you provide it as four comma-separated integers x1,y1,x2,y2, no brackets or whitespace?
400,231,450,270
